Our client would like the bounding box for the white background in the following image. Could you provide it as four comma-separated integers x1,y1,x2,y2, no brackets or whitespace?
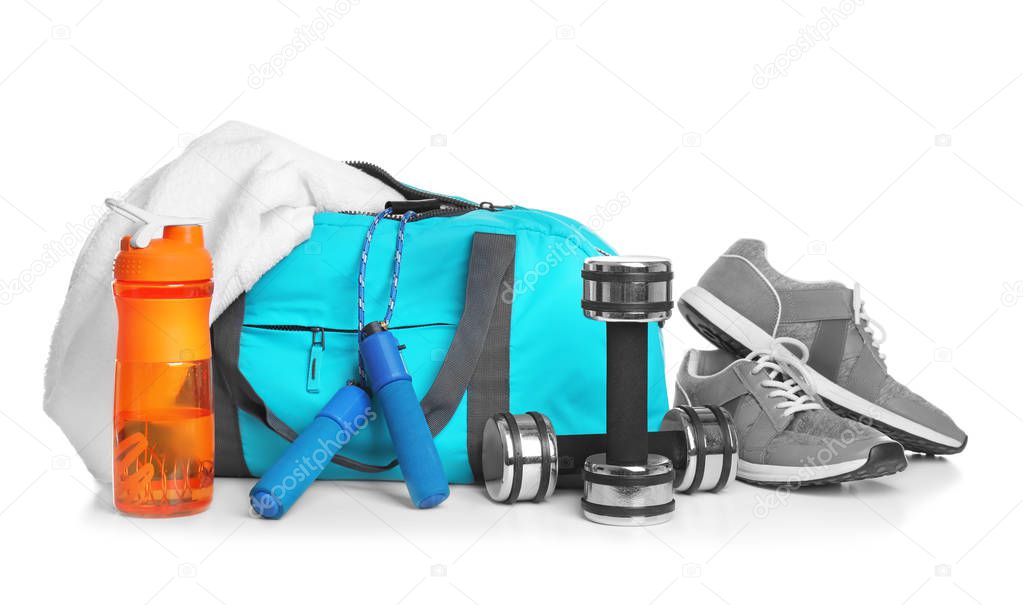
1,1,1020,604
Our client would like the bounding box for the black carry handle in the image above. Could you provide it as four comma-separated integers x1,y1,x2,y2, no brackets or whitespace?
386,199,448,214
212,232,516,475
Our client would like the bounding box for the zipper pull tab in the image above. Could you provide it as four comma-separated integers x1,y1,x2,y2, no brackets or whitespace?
479,201,514,211
306,329,325,393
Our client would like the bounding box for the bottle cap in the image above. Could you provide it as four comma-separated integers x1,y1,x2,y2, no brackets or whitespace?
108,199,213,282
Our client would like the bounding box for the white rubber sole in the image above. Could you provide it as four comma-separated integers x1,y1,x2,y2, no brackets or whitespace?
737,458,866,484
681,286,963,449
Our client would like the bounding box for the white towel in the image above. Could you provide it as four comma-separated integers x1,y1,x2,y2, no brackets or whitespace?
44,121,400,482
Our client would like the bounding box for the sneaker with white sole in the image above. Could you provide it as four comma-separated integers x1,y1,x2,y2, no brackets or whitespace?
675,339,907,486
678,239,967,455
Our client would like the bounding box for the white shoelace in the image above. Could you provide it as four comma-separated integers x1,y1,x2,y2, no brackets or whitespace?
744,337,823,417
852,283,887,360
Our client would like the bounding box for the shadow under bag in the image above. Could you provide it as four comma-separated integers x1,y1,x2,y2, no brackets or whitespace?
210,163,669,484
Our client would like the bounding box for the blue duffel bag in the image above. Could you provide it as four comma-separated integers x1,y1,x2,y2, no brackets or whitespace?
211,163,669,484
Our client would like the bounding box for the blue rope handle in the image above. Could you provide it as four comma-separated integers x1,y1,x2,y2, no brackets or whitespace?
357,209,416,379
385,211,416,325
357,209,387,337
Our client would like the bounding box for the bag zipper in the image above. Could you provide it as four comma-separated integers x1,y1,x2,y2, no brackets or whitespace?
243,322,452,332
307,328,325,393
243,322,454,393
346,161,512,221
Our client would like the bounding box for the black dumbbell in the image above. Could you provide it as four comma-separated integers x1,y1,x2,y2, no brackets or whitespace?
579,256,675,525
481,407,738,503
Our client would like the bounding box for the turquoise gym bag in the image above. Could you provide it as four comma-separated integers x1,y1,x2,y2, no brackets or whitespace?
211,163,669,484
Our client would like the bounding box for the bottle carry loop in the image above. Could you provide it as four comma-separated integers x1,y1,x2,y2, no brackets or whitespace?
105,198,208,248
212,230,517,476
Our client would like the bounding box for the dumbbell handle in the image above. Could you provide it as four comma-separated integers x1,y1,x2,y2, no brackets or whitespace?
606,322,649,466
556,430,683,488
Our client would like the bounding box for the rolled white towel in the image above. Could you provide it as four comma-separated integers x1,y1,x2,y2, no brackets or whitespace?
44,121,401,482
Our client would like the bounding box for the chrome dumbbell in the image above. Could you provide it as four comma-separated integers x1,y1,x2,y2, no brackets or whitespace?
481,407,737,504
579,255,675,525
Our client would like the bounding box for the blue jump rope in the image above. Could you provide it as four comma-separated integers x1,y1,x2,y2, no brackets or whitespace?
249,210,450,518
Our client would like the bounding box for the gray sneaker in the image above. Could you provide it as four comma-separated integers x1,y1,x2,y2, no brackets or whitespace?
675,342,907,486
678,239,967,455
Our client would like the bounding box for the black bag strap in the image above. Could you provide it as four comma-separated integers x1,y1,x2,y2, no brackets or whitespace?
211,294,253,477
423,233,515,481
212,231,517,475
421,233,515,434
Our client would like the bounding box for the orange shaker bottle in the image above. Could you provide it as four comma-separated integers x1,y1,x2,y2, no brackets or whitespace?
109,200,215,517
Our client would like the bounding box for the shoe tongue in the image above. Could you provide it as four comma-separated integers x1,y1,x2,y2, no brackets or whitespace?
736,357,774,381
735,357,757,373
751,353,803,388
725,239,766,256
853,319,888,370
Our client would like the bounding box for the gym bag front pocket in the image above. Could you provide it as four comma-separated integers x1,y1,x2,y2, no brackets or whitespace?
235,321,457,478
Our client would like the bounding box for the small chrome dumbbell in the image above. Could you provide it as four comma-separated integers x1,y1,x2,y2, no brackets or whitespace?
481,407,738,504
580,256,675,525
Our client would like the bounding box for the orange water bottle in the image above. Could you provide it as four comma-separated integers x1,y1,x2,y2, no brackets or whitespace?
109,200,215,517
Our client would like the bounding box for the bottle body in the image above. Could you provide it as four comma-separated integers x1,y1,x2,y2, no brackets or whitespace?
112,279,214,517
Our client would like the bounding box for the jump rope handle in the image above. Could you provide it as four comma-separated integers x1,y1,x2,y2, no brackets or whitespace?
249,212,447,518
360,322,450,509
249,385,371,519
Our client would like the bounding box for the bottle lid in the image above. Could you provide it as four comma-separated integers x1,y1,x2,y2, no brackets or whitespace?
108,199,212,282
